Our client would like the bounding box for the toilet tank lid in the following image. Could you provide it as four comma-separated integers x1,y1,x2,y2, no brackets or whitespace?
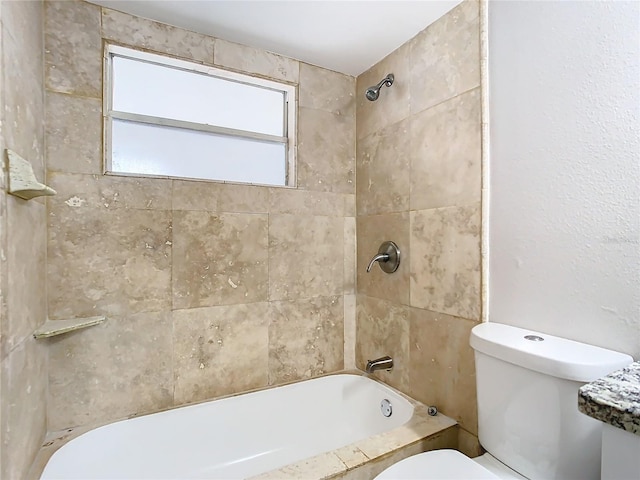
470,323,633,382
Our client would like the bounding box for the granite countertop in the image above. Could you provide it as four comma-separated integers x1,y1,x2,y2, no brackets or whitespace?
578,361,640,436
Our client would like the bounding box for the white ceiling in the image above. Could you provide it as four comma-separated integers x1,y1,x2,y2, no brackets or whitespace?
89,1,462,76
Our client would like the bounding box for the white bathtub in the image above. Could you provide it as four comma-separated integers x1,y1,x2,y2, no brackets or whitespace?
41,374,415,479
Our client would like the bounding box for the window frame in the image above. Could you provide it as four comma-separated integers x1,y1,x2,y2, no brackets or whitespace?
102,43,297,187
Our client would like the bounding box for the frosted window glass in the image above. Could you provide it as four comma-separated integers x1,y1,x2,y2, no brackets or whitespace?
111,120,286,186
112,56,285,136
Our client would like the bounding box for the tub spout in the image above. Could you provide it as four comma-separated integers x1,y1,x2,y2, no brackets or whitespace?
366,356,393,373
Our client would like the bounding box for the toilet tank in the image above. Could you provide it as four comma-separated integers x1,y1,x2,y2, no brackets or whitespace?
470,323,632,480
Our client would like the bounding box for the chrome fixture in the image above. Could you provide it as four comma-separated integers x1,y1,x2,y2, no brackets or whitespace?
366,241,400,273
365,73,394,101
380,399,393,417
366,356,394,373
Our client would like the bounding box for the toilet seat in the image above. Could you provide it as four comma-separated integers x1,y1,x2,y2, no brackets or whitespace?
374,449,500,480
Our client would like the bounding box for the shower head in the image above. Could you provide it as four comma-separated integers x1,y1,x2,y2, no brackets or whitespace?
365,73,394,101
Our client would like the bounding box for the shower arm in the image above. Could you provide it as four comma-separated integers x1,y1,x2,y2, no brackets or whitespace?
374,74,394,91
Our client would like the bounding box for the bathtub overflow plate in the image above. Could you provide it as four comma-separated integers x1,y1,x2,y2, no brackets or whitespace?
380,399,392,417
524,335,544,342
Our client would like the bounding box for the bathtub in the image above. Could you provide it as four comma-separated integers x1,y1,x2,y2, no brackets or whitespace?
40,374,433,479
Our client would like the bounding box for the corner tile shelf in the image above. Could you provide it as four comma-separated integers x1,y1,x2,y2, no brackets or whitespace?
5,149,56,200
33,316,106,339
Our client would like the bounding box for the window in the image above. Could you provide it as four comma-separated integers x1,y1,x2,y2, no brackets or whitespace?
103,45,296,186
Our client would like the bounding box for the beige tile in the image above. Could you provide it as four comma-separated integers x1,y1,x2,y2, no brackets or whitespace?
356,213,410,305
343,294,357,370
299,63,356,116
355,295,410,393
2,0,43,52
1,199,46,358
344,217,356,294
45,92,102,175
334,445,369,469
48,172,172,211
101,8,215,64
172,211,268,309
297,107,355,194
356,117,411,215
410,0,480,114
173,180,270,214
411,88,481,210
2,33,45,178
251,451,345,480
0,338,47,480
214,39,299,82
344,194,356,217
356,42,411,140
172,180,219,212
268,188,345,217
268,215,344,301
45,0,102,97
458,427,482,457
355,416,457,460
47,312,173,431
269,296,344,384
47,206,172,319
409,307,479,433
410,204,481,320
173,303,269,404
217,183,270,213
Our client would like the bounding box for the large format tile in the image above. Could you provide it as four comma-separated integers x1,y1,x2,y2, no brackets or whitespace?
410,204,481,320
214,39,299,83
268,215,344,301
356,213,410,305
299,63,355,116
173,303,269,404
172,180,270,214
356,42,411,140
45,1,102,97
411,88,481,210
409,0,480,115
172,211,268,309
45,92,102,175
101,8,215,64
47,312,173,431
47,206,172,319
356,117,411,215
1,198,46,358
343,294,356,369
2,32,45,178
269,296,344,384
297,107,355,194
355,295,410,392
410,307,479,434
344,217,356,294
48,173,171,211
268,188,345,217
0,338,47,480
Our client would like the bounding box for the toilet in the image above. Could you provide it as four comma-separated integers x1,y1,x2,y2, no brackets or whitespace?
376,322,633,479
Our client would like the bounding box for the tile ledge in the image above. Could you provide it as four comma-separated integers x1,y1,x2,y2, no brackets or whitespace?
33,316,105,339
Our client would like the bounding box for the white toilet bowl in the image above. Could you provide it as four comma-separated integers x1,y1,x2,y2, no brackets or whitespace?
374,450,527,480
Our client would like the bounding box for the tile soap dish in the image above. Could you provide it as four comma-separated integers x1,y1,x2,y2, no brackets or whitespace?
6,149,56,200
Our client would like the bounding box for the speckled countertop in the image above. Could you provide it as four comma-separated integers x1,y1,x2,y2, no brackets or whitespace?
578,361,640,436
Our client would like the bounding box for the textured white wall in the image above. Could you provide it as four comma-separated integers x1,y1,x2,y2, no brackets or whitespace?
488,1,640,358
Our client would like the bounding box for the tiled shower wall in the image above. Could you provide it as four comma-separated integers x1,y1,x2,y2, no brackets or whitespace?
0,1,48,478
44,0,356,432
354,0,482,452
